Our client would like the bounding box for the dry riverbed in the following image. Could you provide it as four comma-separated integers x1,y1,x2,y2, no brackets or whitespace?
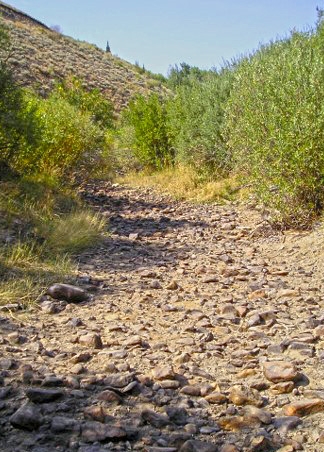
1,181,324,452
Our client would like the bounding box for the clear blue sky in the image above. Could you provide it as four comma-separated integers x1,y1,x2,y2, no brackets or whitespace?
5,0,323,75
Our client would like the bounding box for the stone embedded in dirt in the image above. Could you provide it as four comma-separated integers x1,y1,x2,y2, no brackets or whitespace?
97,389,122,404
179,439,219,451
283,398,324,417
141,409,170,428
205,392,227,404
26,388,65,403
271,381,295,394
243,405,272,424
218,416,259,432
166,280,179,290
42,375,65,387
70,352,92,364
159,379,180,389
0,358,16,370
152,365,175,380
263,361,298,383
81,421,127,442
220,445,240,452
47,283,90,303
150,280,162,289
165,407,188,425
180,385,202,396
273,416,302,435
103,372,135,388
0,387,11,399
51,416,81,434
124,335,143,347
228,385,263,407
10,402,43,430
79,333,103,349
84,405,113,423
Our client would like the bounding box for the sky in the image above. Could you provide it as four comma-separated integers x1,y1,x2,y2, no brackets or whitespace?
5,0,323,75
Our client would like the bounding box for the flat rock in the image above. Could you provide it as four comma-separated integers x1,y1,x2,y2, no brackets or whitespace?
263,361,298,383
228,385,263,407
26,388,65,403
81,421,127,442
141,409,170,428
152,365,175,380
51,416,81,433
179,439,219,452
283,398,324,417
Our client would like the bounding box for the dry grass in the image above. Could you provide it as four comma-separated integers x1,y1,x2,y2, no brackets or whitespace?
121,166,242,203
0,177,106,307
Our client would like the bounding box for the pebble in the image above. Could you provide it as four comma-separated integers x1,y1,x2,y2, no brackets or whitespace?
263,361,298,383
10,403,43,430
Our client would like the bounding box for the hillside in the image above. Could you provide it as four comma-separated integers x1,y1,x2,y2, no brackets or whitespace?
0,1,168,112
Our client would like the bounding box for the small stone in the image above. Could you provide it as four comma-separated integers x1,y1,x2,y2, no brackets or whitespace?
84,406,111,423
104,373,135,388
271,381,295,394
263,361,298,383
141,409,170,428
243,405,272,424
81,421,127,442
79,333,103,349
10,403,43,430
26,388,64,403
205,392,227,404
70,352,92,364
159,379,180,389
51,416,80,433
229,385,263,407
179,439,219,451
273,416,302,436
283,398,324,417
166,280,179,290
165,407,188,425
220,446,240,452
47,283,89,302
97,389,122,404
152,365,175,380
180,385,201,396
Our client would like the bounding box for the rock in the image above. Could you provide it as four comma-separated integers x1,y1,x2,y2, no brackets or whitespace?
263,361,298,383
70,352,92,364
79,333,103,349
273,416,302,435
97,389,122,404
229,385,263,407
141,409,170,428
103,373,135,388
81,421,127,442
180,385,201,396
283,398,324,417
205,392,227,404
220,446,240,452
159,379,180,389
165,407,188,425
10,403,43,430
271,381,295,394
166,280,179,290
179,439,219,451
243,405,272,424
25,388,65,403
152,365,175,380
47,283,90,302
84,405,112,423
51,416,80,433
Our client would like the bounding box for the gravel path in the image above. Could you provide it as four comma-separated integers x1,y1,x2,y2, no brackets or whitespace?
1,181,324,452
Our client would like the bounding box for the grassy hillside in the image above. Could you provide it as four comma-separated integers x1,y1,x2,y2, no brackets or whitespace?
0,1,168,112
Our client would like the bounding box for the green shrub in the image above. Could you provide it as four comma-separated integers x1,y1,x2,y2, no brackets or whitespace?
25,95,105,179
122,93,173,169
167,68,234,175
53,77,114,129
224,23,324,226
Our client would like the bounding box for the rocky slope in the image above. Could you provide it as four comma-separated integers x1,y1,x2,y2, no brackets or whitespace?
0,182,324,451
0,1,168,112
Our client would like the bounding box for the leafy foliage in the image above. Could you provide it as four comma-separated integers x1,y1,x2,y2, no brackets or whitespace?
122,93,173,169
224,23,324,225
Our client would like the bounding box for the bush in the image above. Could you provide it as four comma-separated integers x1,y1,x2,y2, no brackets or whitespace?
53,77,114,129
0,23,39,174
30,95,105,179
167,68,234,175
224,23,324,226
122,93,173,169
